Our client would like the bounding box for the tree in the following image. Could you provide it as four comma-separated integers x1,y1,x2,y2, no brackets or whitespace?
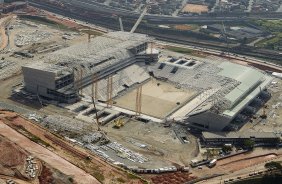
265,162,282,170
243,139,255,150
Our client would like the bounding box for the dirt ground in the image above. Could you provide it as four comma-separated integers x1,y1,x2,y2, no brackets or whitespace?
0,16,12,50
192,148,282,178
0,15,89,81
181,4,209,13
115,79,197,118
240,78,282,133
0,134,77,184
0,110,144,184
0,119,100,184
103,118,198,168
0,135,29,179
174,24,196,31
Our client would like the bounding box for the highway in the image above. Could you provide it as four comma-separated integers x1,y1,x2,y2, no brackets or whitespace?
29,0,282,23
44,9,282,73
28,0,282,64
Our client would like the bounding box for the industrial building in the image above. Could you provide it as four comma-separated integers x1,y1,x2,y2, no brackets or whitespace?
22,30,273,132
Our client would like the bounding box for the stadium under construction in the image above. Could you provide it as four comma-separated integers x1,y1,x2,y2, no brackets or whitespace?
21,29,273,132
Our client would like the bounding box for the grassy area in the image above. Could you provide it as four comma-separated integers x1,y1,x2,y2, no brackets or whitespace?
15,124,51,147
166,46,193,54
166,46,206,58
116,177,126,183
254,20,282,33
91,171,105,182
253,20,282,50
255,33,282,50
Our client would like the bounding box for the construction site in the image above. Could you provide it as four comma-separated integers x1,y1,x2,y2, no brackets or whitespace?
0,2,282,184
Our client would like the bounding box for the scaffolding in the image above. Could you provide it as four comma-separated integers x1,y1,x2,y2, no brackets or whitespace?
106,76,113,107
135,85,142,116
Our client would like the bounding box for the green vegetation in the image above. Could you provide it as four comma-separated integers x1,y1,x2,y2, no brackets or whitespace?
222,145,232,153
243,139,255,150
253,20,282,50
234,174,282,184
68,177,74,183
256,33,282,50
116,177,126,183
265,162,282,170
91,170,105,182
254,20,282,33
166,46,206,58
15,125,51,147
126,173,139,180
167,46,193,54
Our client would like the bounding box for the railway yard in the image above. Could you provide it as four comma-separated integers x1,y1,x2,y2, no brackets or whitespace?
0,4,281,184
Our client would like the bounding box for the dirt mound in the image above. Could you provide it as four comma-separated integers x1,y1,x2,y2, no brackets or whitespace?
0,136,27,167
151,172,196,184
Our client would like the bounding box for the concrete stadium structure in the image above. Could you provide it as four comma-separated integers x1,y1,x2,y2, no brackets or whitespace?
22,31,157,103
22,31,273,132
150,59,273,131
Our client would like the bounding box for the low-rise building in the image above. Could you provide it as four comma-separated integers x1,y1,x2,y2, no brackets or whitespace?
202,131,280,146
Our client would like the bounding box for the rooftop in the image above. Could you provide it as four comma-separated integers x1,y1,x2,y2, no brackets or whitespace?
45,31,152,77
218,62,273,117
22,62,72,78
202,131,279,139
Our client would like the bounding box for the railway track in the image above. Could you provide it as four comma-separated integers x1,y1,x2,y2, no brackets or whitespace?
28,1,282,71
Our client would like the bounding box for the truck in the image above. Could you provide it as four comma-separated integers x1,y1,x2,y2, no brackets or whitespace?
208,159,217,168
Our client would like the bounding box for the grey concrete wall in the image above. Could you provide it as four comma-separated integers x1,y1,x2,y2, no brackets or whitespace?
187,111,231,131
22,66,56,90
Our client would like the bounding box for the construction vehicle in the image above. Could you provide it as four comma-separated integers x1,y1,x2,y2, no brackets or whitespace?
260,106,267,119
113,118,125,129
208,159,217,168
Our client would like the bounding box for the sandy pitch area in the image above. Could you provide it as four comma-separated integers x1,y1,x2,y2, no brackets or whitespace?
115,80,197,118
181,4,208,13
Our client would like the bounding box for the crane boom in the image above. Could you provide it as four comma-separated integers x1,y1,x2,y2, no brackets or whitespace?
130,6,147,33
119,17,124,32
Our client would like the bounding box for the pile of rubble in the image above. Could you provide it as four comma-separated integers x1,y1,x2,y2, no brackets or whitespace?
81,132,103,143
15,30,52,47
42,115,93,133
107,142,149,163
6,179,15,184
0,60,20,80
25,156,38,179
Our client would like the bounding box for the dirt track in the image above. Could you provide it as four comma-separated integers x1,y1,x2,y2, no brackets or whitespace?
0,120,100,184
0,16,13,50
